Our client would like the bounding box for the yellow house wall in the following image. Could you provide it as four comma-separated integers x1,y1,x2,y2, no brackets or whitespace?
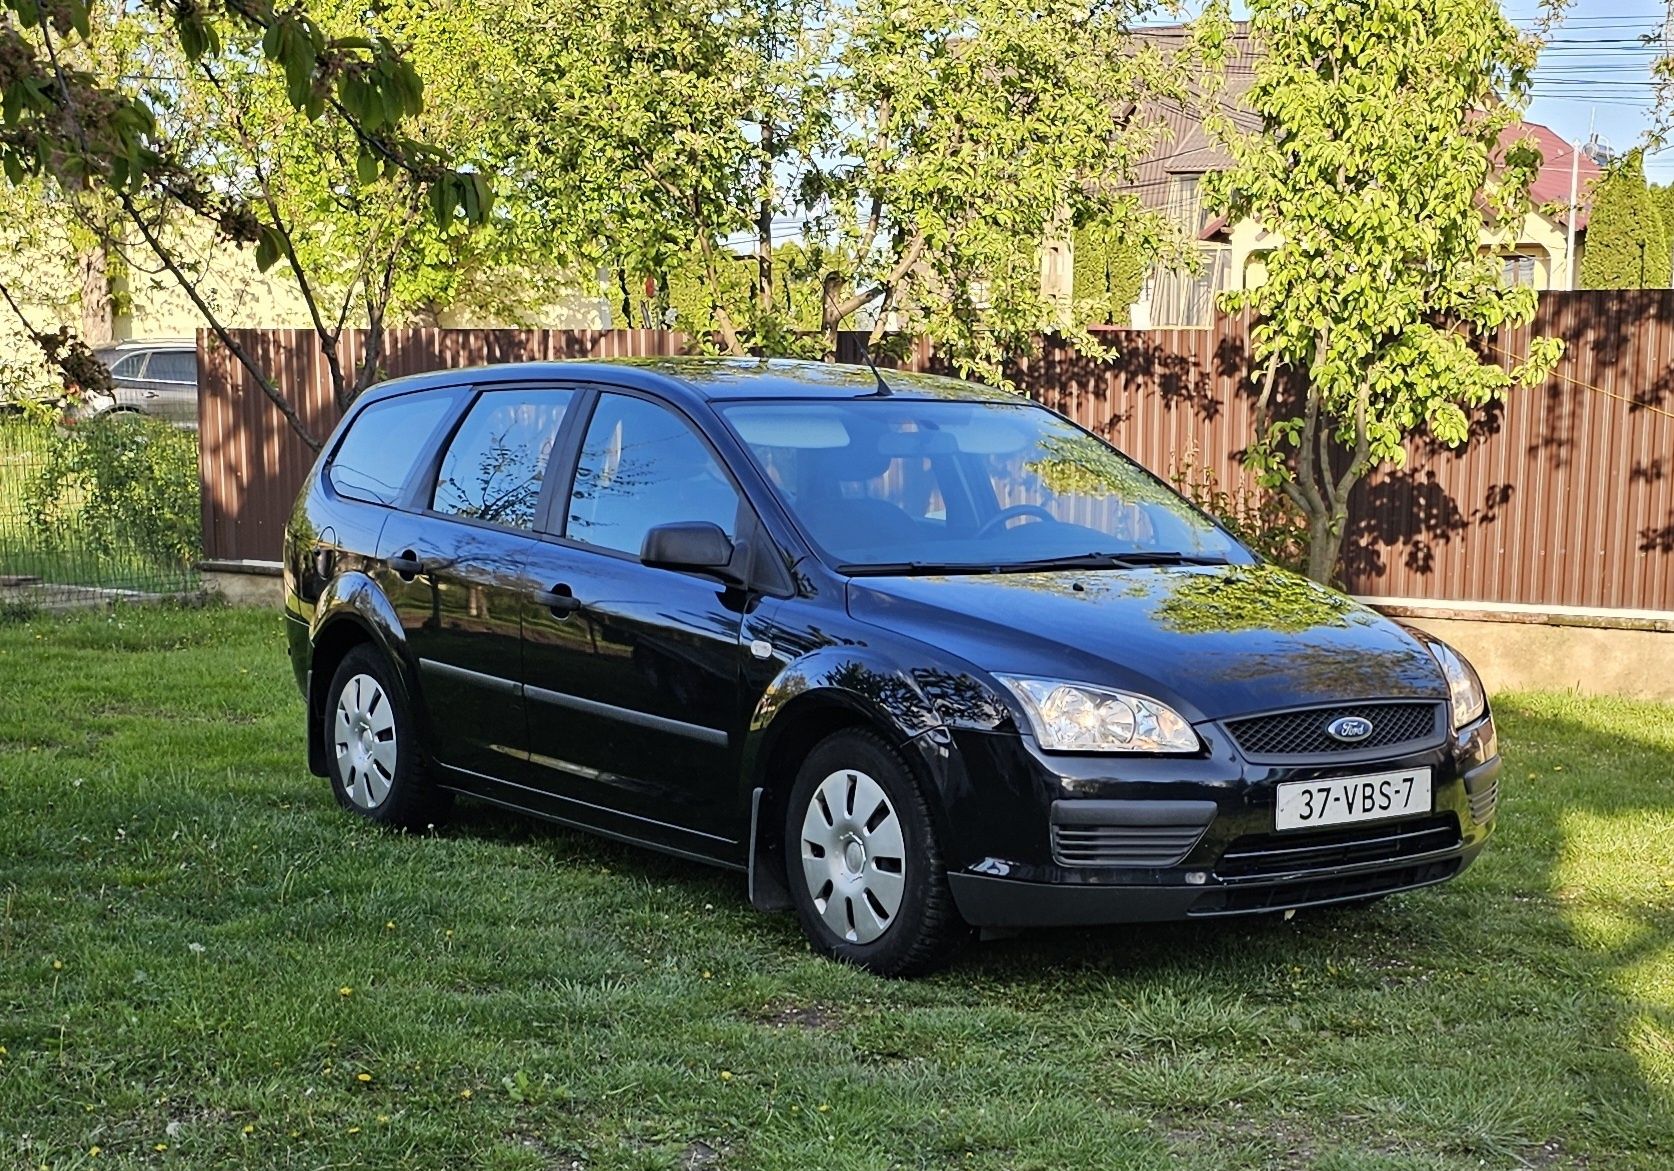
1231,210,1580,293
1,221,612,393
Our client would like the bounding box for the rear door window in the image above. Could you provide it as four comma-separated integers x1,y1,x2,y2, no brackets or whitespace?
431,388,577,530
329,389,461,506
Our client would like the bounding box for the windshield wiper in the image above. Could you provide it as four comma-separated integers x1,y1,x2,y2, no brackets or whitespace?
993,551,1231,573
837,561,1001,576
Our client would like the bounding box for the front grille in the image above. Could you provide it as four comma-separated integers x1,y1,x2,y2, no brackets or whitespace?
1190,858,1461,915
1214,814,1461,881
1468,779,1499,824
1224,702,1443,759
1051,823,1207,868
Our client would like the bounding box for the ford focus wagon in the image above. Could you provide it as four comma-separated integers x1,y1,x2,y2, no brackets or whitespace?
283,358,1501,975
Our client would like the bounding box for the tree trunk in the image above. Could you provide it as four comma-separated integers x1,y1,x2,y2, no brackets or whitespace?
1297,472,1359,586
77,245,115,345
1303,510,1344,585
820,271,844,361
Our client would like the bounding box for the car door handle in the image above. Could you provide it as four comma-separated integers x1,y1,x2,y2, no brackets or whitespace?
388,550,427,580
142,390,160,398
533,586,582,617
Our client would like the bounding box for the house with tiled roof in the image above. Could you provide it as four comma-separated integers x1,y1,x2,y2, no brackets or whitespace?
1045,26,1602,328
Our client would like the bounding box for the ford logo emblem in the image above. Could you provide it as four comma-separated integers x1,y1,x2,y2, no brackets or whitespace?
1328,716,1374,743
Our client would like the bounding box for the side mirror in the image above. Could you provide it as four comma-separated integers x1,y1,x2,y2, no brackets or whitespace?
641,521,740,582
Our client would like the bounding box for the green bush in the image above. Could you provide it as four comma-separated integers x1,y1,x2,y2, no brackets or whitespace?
25,415,201,568
1169,446,1309,575
1072,224,1146,325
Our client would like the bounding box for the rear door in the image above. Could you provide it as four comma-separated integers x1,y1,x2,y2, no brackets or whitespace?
136,349,199,428
372,385,582,777
517,389,750,846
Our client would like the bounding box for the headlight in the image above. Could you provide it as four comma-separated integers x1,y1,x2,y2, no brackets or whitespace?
1427,641,1486,728
996,676,1199,753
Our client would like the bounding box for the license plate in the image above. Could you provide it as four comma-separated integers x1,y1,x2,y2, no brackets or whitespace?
1274,767,1433,831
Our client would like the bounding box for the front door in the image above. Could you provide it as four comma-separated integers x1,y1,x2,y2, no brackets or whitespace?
376,385,580,777
519,390,748,847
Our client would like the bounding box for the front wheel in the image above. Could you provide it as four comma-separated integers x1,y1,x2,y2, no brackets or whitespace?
324,645,450,830
784,728,968,976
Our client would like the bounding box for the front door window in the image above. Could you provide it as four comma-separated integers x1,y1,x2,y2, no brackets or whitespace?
567,394,741,555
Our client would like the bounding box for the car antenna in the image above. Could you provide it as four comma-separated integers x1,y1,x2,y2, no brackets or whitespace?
864,342,894,397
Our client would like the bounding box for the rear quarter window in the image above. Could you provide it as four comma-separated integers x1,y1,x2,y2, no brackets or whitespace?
328,389,461,506
146,350,197,383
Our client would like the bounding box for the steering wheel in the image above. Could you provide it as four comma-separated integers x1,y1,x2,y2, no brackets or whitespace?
974,504,1057,539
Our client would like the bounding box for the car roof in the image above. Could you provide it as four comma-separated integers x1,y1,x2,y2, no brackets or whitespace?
97,339,195,353
354,357,1022,409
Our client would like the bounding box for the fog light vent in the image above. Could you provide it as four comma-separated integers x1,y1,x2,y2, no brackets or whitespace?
1468,779,1499,824
1049,800,1216,869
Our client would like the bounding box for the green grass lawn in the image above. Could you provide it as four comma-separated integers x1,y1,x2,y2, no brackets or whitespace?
1,606,1670,1170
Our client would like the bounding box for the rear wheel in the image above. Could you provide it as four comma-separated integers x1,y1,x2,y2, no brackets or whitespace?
324,645,450,830
784,728,968,976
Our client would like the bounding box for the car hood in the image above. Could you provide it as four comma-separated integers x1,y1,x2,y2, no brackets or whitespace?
845,562,1449,722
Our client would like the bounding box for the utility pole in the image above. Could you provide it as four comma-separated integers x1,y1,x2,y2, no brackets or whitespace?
1566,137,1580,289
1666,5,1674,284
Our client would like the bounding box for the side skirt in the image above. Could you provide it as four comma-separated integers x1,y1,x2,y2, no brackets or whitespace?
436,764,746,874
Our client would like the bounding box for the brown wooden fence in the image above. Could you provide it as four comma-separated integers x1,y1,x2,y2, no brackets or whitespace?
198,290,1674,613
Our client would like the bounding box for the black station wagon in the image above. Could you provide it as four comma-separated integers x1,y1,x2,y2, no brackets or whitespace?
283,358,1501,975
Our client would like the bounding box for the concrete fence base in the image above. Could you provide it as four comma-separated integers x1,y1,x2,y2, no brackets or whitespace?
1363,598,1674,703
198,559,284,608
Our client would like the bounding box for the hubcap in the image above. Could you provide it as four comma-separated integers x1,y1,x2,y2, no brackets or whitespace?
334,673,397,809
799,768,906,945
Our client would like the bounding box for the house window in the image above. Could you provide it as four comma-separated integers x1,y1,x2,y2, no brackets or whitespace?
1501,253,1538,288
1150,246,1230,328
1165,175,1210,236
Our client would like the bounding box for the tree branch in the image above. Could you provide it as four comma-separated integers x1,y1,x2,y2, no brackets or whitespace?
829,230,927,326
118,192,321,450
696,233,746,355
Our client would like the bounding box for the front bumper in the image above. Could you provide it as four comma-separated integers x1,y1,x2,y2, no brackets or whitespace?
939,714,1500,928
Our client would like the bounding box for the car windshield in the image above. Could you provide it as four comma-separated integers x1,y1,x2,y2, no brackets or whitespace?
721,398,1254,573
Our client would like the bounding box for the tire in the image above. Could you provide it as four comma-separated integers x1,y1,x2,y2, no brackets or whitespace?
324,645,451,830
783,728,969,976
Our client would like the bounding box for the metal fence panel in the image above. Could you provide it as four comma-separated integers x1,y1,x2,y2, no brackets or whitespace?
0,414,200,612
199,292,1674,613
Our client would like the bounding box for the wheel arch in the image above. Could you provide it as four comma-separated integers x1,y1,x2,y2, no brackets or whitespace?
741,657,956,912
304,573,416,776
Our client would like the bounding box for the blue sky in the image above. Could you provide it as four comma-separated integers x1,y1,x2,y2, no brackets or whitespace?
1507,0,1673,179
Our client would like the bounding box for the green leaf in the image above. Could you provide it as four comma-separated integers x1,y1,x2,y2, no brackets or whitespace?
254,228,283,272
428,178,457,227
354,152,379,187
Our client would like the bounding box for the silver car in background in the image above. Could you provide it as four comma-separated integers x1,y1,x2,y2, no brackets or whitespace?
69,340,199,429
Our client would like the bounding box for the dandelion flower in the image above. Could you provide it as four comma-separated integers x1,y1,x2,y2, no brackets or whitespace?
459,1089,473,1100
338,986,353,997
52,960,63,971
88,1147,101,1157
347,1126,361,1135
356,1073,372,1083
719,1070,733,1082
241,1125,255,1136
